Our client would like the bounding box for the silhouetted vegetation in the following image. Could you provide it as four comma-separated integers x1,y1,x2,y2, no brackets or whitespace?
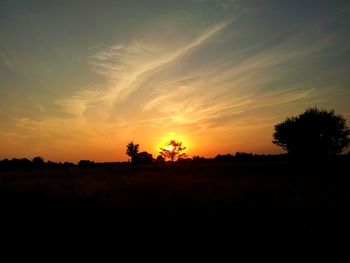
1,155,349,230
273,108,350,157
192,156,207,163
133,151,154,164
78,160,95,168
159,140,187,162
156,155,165,163
32,156,45,166
126,141,139,163
214,153,235,162
1,109,350,230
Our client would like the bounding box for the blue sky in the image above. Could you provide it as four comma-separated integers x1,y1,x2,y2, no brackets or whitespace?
1,0,350,161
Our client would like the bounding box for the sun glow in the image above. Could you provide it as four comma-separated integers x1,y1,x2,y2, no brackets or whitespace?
156,132,192,154
164,145,174,151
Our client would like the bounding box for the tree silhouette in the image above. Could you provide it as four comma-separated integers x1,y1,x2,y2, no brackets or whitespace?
159,140,187,162
126,141,139,163
156,155,165,163
32,156,44,164
32,156,45,167
273,108,350,156
133,151,153,164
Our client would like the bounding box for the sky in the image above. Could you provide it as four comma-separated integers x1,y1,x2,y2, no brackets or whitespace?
0,0,350,162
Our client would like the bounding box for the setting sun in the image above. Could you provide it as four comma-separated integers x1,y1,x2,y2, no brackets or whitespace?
0,0,349,163
154,132,192,157
164,145,174,152
1,0,349,230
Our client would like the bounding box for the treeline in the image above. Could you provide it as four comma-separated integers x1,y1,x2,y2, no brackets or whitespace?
0,157,132,170
0,153,280,170
0,157,120,170
1,152,349,170
0,157,74,170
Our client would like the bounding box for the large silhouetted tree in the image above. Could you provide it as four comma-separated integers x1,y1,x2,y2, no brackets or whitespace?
273,108,350,156
126,141,139,163
159,140,187,162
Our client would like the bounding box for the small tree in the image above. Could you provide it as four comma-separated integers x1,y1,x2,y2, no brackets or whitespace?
156,155,165,163
32,156,44,164
273,108,350,156
32,156,45,167
126,141,139,163
133,151,154,164
159,140,187,162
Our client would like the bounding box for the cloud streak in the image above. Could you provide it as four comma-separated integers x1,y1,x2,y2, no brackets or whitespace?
58,19,328,151
92,20,230,102
19,20,334,158
2,4,348,161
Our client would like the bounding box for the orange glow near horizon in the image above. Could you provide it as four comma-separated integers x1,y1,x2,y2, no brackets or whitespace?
154,132,193,157
1,2,349,163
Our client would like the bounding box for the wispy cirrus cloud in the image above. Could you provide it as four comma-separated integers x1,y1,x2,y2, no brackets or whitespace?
135,27,333,129
92,21,230,102
3,20,232,160
6,15,346,160
1,1,349,161
55,20,230,119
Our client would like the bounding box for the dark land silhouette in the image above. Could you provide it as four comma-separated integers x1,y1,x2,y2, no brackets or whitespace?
1,154,350,231
1,108,350,231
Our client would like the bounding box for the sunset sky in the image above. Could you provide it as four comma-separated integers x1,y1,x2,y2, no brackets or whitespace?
1,0,350,162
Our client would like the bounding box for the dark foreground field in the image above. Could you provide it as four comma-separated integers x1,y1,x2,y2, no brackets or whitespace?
1,160,350,231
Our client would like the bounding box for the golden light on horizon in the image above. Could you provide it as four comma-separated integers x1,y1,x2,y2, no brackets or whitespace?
155,132,192,156
1,1,349,163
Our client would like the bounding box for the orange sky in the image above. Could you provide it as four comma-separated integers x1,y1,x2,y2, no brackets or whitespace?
1,1,350,162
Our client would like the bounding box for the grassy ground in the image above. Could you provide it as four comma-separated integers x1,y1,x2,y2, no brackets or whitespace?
1,161,349,231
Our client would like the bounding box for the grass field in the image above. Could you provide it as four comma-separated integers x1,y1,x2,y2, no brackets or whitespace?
1,160,350,231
